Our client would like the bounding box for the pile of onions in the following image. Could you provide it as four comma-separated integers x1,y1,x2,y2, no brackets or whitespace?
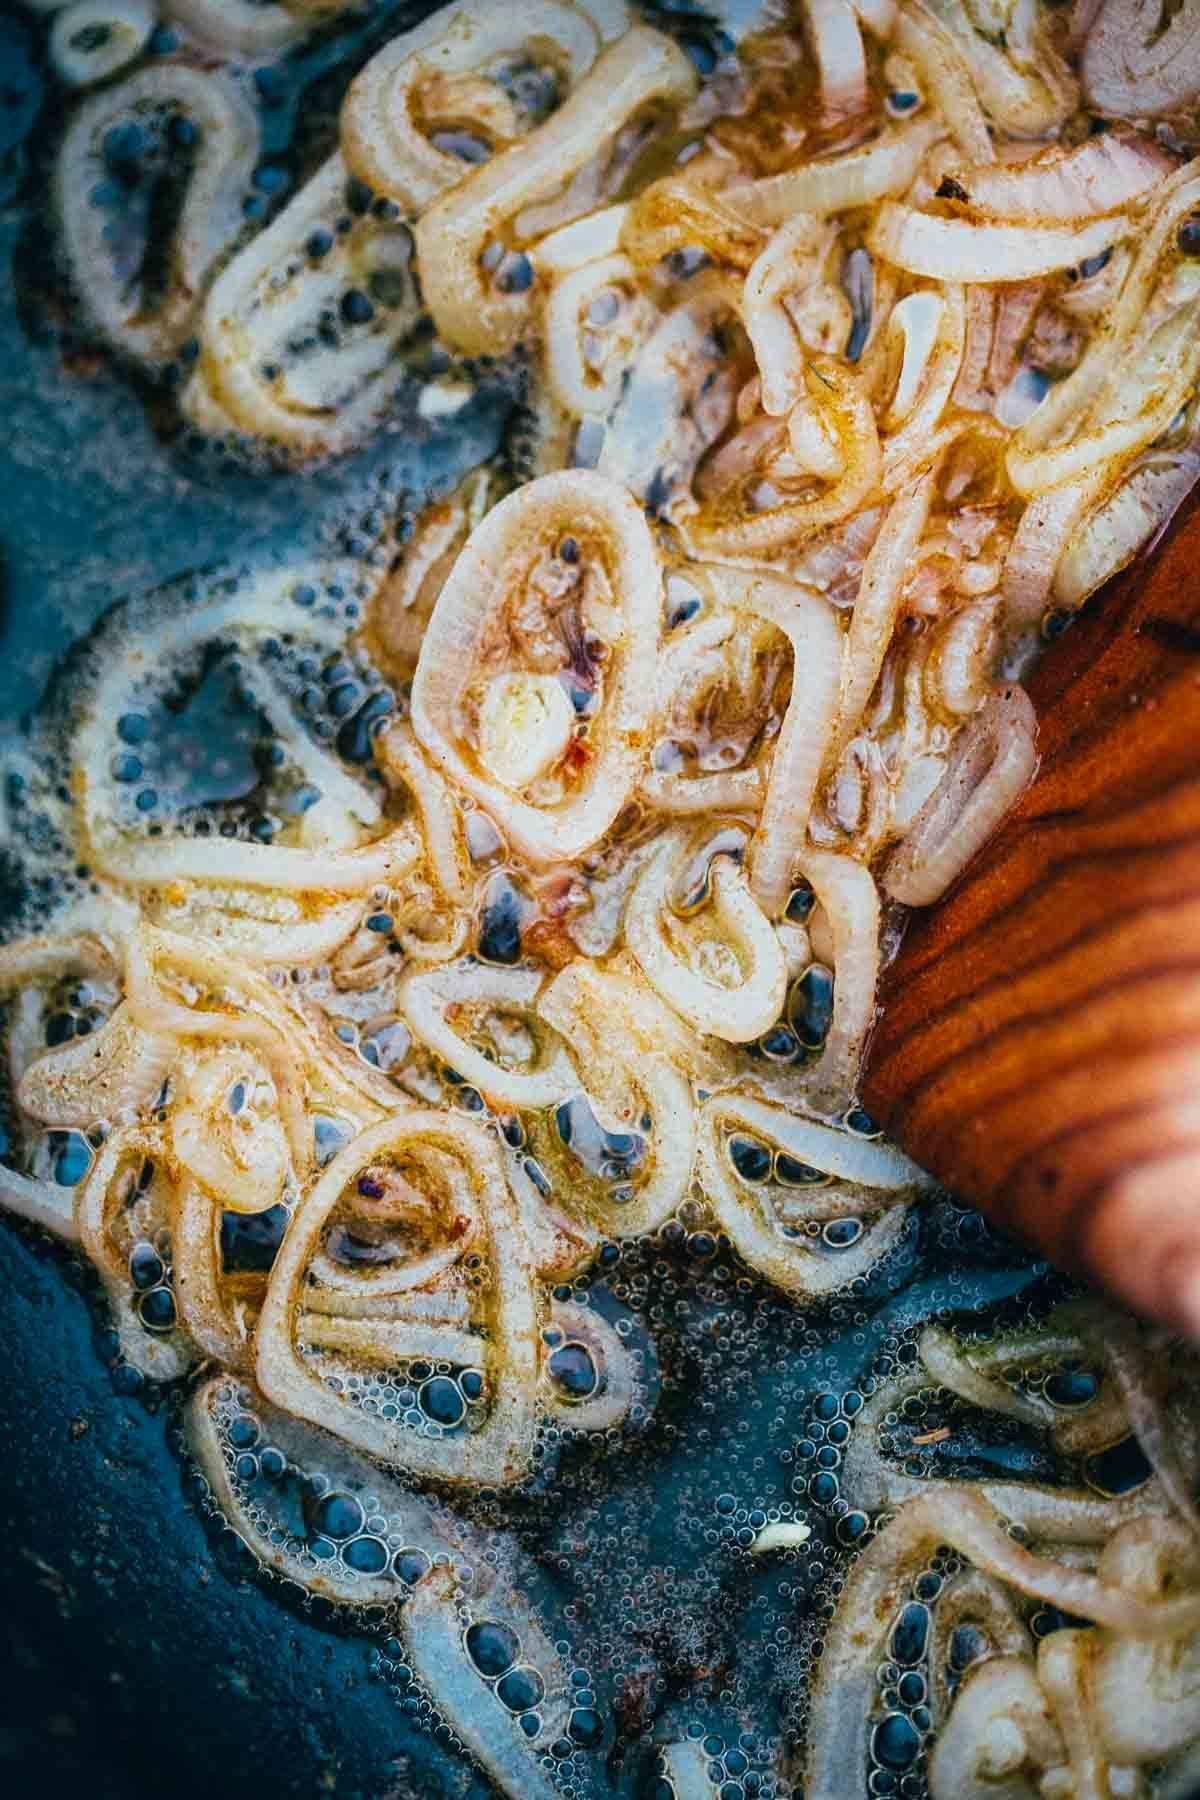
11,5,1200,1795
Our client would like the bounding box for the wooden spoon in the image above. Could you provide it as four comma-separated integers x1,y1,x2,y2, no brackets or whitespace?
862,495,1200,1336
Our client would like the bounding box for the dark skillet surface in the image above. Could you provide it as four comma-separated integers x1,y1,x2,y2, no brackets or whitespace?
0,8,1056,1797
0,7,501,1789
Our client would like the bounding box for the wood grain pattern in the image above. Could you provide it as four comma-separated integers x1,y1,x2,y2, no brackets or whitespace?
862,494,1200,1333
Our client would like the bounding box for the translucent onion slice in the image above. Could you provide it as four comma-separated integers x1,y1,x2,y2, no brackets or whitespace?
171,1180,261,1369
185,1372,481,1606
170,1049,289,1215
741,216,828,418
619,174,764,274
1014,167,1200,461
165,0,347,56
256,1110,542,1487
401,1565,568,1800
805,1485,1200,1800
50,0,155,85
1001,471,1108,637
77,1123,196,1380
374,720,472,909
625,831,787,1045
893,0,993,163
798,0,869,120
1054,448,1200,610
1093,1519,1200,1764
543,251,657,418
705,571,844,921
341,0,599,205
537,958,703,1236
414,26,697,357
411,470,662,864
928,1656,1065,1800
697,1092,926,1297
532,202,628,277
56,65,259,366
144,887,365,966
1082,0,1200,118
0,1167,81,1243
1006,302,1200,499
16,1002,172,1129
399,961,577,1109
884,683,1037,906
832,473,936,763
791,849,880,1110
922,0,1078,136
187,155,424,458
660,1739,724,1796
125,926,311,1170
685,356,882,563
868,202,1120,283
598,272,744,513
947,130,1174,223
723,118,943,228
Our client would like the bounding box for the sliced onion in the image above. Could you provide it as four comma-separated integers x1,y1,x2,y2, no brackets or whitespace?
77,1123,196,1381
894,1,994,164
401,1566,567,1800
537,958,704,1236
17,1002,172,1129
1006,301,1200,498
532,203,629,277
868,201,1121,283
625,830,787,1044
171,1049,289,1215
256,1110,542,1487
798,0,869,121
542,251,656,419
621,173,764,274
948,130,1174,224
50,0,155,85
341,0,598,205
144,888,365,966
125,926,311,1170
411,470,662,864
1082,0,1200,118
1054,448,1200,609
704,571,844,920
832,473,936,762
375,720,472,909
697,1092,924,1298
791,849,880,1110
188,155,424,458
922,0,1077,137
186,1372,481,1606
723,118,943,228
414,28,697,357
741,216,828,417
0,1166,81,1243
685,356,882,562
806,1485,1200,1800
1013,166,1200,459
165,0,341,56
883,683,1037,905
57,65,259,367
928,1655,1064,1800
400,962,577,1109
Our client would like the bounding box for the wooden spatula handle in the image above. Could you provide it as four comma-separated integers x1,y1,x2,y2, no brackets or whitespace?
862,497,1200,1335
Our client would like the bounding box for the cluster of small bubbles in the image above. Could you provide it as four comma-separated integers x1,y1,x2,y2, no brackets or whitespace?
128,1228,177,1334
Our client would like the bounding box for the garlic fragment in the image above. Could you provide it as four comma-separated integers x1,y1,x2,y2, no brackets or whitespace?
478,673,575,792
